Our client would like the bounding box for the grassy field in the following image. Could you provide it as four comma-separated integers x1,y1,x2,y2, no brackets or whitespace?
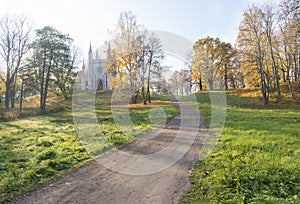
181,91,300,203
0,90,178,203
0,93,69,121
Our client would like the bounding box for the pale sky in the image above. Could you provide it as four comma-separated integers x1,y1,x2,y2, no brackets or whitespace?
0,0,280,64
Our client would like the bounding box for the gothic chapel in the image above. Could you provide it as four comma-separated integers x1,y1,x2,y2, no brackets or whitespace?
81,43,109,90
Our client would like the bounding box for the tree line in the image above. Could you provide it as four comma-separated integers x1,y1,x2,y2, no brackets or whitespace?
169,0,299,105
1,0,298,111
237,0,299,104
0,15,79,112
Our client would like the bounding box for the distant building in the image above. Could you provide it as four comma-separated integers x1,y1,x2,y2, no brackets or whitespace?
81,43,109,90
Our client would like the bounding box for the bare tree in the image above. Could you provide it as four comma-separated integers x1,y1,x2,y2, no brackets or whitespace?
105,11,164,104
145,33,164,103
237,4,270,104
0,14,32,112
261,3,281,99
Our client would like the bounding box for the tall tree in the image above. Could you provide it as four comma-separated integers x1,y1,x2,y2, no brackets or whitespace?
0,14,32,112
192,37,221,90
277,0,300,99
237,4,270,104
216,42,236,90
52,44,80,99
105,11,164,104
28,26,76,111
261,3,281,99
145,33,164,103
105,11,143,103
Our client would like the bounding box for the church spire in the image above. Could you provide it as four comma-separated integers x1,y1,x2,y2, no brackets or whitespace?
88,42,93,64
89,42,92,54
82,60,85,69
96,49,99,59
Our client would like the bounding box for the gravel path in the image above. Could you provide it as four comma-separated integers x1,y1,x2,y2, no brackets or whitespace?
14,102,209,204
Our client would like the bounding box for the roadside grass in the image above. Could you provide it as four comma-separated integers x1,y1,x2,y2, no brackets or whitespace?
181,91,300,203
0,90,178,203
0,111,90,203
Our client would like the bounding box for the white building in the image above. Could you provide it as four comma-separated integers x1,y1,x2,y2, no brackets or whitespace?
81,43,109,90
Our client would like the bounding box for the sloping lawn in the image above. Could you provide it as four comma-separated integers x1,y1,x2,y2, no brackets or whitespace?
182,92,300,203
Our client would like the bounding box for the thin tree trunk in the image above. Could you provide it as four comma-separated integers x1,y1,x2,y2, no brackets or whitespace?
43,64,51,111
208,78,214,90
224,64,228,90
199,76,203,91
142,86,146,105
19,77,24,113
4,82,10,112
40,56,46,111
10,74,17,108
4,62,10,112
267,36,281,99
147,51,153,103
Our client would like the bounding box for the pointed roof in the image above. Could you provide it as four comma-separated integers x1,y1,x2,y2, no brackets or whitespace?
96,49,99,59
89,42,92,54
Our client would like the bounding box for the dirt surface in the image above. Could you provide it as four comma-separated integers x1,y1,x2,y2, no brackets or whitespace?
14,102,209,204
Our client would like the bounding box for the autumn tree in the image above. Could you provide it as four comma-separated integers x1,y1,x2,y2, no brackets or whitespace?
192,37,222,91
105,11,143,103
261,3,282,99
216,42,237,90
0,14,32,112
277,0,300,99
237,4,270,104
237,1,299,103
105,11,164,104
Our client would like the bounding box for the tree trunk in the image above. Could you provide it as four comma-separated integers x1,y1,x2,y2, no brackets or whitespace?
4,61,11,112
257,39,268,105
208,78,214,90
199,77,203,91
293,54,298,82
142,86,146,105
4,82,10,112
10,75,17,108
267,35,281,99
224,64,228,90
42,64,52,111
259,65,268,105
19,78,24,113
147,51,153,103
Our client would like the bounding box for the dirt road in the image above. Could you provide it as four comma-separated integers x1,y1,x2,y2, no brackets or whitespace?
14,102,209,204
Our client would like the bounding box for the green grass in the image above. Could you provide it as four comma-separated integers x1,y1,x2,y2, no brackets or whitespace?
151,93,173,101
181,92,300,203
0,111,90,203
0,90,178,203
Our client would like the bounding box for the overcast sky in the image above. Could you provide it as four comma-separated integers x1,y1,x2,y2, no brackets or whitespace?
0,0,280,65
